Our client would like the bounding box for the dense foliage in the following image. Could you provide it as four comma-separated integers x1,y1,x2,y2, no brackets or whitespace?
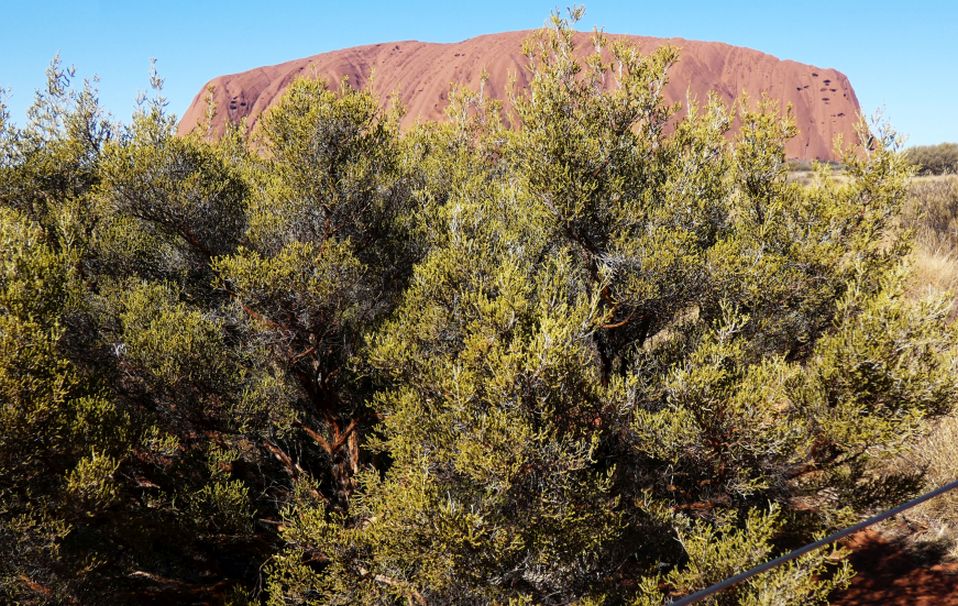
1,15,956,605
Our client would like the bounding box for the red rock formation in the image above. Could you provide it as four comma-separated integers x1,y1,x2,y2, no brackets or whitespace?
178,30,862,161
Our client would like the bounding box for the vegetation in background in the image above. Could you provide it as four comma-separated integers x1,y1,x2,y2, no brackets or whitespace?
1,11,957,605
904,142,958,176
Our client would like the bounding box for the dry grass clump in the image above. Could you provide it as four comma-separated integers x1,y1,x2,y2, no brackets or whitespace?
903,175,958,252
904,176,958,308
903,175,958,306
909,248,958,299
897,415,958,561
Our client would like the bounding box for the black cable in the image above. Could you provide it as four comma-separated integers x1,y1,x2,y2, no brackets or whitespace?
668,478,958,606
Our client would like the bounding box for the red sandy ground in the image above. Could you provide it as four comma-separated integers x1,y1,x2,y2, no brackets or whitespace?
832,530,958,605
178,31,862,162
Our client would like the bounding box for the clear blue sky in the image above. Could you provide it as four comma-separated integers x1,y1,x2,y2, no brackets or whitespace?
1,1,955,146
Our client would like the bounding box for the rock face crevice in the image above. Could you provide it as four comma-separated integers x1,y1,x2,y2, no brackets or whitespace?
178,30,861,162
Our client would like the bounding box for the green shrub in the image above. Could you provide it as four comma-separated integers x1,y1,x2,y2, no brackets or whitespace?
0,11,956,605
265,14,956,605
